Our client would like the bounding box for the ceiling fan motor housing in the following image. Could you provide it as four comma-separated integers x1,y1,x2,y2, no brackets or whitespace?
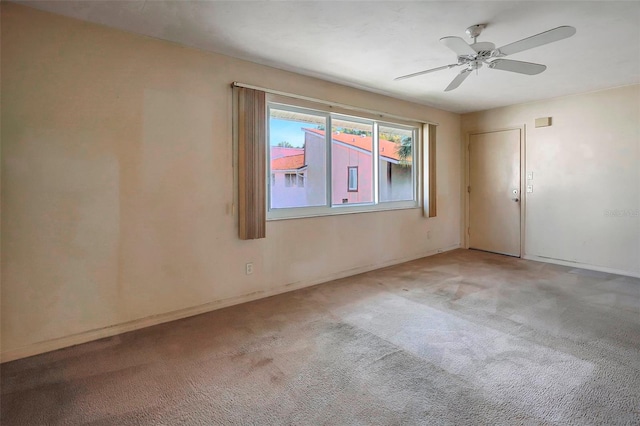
457,41,497,71
470,42,496,57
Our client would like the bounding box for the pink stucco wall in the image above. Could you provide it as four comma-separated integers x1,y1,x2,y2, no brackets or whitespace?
331,142,373,205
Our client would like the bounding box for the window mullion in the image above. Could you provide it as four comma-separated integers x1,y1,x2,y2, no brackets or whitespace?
266,105,273,211
414,128,419,204
373,121,379,205
326,115,333,209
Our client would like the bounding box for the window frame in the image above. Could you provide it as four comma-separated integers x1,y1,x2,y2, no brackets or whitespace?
266,96,422,220
377,121,418,204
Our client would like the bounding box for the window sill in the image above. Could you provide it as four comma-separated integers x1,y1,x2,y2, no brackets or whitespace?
267,202,421,221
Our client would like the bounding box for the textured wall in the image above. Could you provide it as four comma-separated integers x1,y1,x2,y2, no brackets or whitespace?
1,3,462,360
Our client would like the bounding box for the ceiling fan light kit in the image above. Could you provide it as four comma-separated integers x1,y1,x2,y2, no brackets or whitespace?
395,24,576,92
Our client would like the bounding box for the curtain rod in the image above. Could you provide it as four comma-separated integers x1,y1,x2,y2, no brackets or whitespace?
231,82,439,126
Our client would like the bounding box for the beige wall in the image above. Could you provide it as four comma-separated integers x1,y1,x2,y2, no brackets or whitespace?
462,85,640,277
1,4,462,361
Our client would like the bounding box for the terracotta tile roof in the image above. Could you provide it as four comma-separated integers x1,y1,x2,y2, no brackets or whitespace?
304,128,406,161
271,147,304,160
271,154,305,171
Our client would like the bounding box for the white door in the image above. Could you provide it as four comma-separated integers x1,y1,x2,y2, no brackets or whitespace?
469,129,521,256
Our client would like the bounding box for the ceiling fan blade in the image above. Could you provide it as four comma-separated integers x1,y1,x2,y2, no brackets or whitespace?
489,59,547,75
444,69,471,92
498,26,576,56
440,36,477,57
394,64,460,81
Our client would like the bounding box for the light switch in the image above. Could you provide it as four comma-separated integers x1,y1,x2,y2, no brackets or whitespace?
526,185,533,193
527,172,533,180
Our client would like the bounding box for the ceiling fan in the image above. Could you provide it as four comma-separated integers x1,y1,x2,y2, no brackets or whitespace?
395,24,576,91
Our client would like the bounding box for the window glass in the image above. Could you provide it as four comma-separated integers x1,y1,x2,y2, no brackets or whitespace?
269,107,326,209
331,118,374,205
379,125,414,202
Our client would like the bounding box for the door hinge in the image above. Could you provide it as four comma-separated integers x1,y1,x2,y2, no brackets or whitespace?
467,227,470,235
467,186,471,193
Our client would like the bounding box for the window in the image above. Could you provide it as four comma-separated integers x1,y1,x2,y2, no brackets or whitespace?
332,117,372,204
268,106,326,209
285,173,295,187
348,167,358,192
267,100,421,219
379,125,414,202
284,173,305,188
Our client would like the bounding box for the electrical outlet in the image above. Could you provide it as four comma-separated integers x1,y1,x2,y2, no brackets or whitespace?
527,172,534,180
245,262,253,275
527,185,533,193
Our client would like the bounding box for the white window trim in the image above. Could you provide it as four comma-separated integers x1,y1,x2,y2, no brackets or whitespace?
267,98,422,221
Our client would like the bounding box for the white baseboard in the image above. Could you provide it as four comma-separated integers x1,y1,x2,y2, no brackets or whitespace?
1,244,461,363
523,254,640,279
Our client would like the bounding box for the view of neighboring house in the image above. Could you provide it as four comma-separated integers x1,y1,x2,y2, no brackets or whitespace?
270,147,308,208
270,128,412,209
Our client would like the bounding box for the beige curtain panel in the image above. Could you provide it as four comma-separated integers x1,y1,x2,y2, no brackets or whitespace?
237,87,266,240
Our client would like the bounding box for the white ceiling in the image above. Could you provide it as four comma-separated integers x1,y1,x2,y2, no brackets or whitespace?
17,1,640,113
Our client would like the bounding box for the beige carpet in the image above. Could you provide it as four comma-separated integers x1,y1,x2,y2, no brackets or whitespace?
2,249,640,425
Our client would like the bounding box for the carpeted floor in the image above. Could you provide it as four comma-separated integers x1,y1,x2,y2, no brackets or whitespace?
2,249,639,425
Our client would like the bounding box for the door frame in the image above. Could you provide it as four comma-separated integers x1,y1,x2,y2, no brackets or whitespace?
464,126,526,257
